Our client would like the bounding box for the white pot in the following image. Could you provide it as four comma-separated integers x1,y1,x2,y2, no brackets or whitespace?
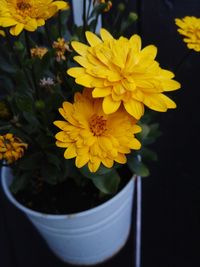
1,167,135,265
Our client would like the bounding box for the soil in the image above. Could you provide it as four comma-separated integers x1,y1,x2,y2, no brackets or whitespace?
14,166,132,215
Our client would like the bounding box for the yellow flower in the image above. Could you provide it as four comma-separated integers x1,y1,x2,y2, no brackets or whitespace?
0,0,70,36
52,37,71,62
0,133,28,164
54,88,141,173
67,29,181,120
31,46,48,59
175,16,200,52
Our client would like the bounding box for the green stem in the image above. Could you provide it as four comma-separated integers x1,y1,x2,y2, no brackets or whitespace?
5,30,34,90
24,31,38,98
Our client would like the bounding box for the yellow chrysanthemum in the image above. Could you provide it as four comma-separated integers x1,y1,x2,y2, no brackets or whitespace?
0,0,70,36
54,89,141,173
175,16,200,52
0,133,28,164
67,29,181,120
31,46,48,59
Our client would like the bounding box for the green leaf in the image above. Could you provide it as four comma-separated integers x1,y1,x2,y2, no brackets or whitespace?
127,155,150,177
140,147,158,162
92,170,121,194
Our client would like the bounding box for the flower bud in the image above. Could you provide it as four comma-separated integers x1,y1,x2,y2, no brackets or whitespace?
128,12,138,22
117,3,125,12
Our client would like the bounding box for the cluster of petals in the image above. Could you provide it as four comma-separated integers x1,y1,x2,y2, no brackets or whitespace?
54,89,141,172
175,16,200,52
0,133,28,164
67,29,181,120
0,0,69,35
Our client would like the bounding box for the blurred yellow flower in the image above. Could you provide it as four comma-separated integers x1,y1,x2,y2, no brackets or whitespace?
175,16,200,52
67,29,180,120
31,46,48,59
0,0,70,36
52,37,71,62
0,133,28,164
54,89,141,172
0,29,5,37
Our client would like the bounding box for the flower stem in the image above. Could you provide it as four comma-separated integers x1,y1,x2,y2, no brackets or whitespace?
24,31,38,98
4,30,34,91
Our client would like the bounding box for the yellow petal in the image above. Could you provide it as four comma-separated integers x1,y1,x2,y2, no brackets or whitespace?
0,18,17,27
102,158,113,168
71,41,89,56
143,93,167,112
159,94,177,109
115,153,127,164
55,141,70,147
67,67,85,78
55,131,71,142
129,34,142,52
75,74,95,87
75,155,89,168
10,23,24,36
74,56,92,68
86,31,102,46
129,138,141,150
92,87,111,97
132,125,142,134
124,99,144,119
53,120,70,130
161,80,181,91
53,1,69,10
64,144,77,159
100,28,114,41
103,96,121,114
88,158,101,172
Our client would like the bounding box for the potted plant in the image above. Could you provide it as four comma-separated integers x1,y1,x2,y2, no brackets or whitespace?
0,0,181,265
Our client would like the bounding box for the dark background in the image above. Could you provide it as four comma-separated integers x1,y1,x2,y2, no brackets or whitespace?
1,0,200,266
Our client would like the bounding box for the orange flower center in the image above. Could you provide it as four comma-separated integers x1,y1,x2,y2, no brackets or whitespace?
89,115,107,136
17,1,31,10
16,1,32,16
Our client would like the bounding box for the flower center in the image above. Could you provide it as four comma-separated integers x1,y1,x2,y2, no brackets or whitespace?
16,1,32,16
89,115,107,136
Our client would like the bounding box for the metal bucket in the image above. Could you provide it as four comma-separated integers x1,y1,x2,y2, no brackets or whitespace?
1,167,135,265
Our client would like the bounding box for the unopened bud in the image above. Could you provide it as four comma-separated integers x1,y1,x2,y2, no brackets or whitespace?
128,12,138,22
117,3,125,12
